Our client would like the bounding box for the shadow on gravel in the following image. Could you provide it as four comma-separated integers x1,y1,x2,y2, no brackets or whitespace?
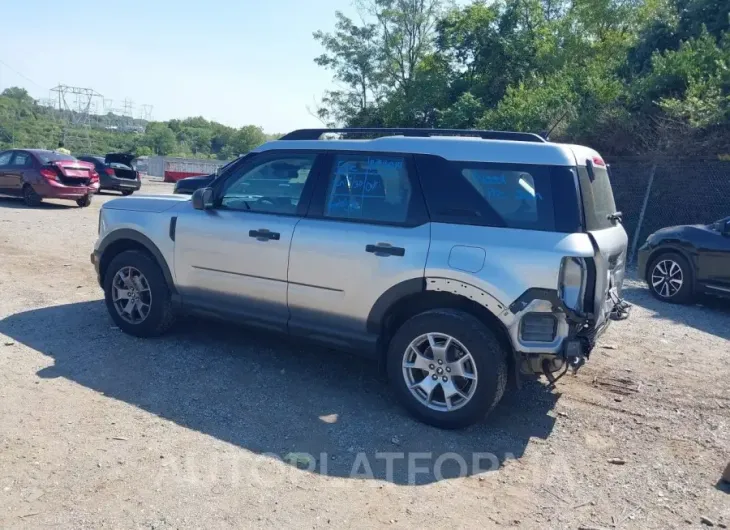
623,285,730,341
0,197,75,210
0,300,558,485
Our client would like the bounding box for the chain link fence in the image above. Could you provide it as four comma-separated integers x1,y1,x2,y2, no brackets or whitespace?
607,157,730,264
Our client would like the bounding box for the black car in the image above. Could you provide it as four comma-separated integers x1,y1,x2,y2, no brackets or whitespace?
77,153,141,195
172,157,243,194
638,216,730,303
173,173,214,195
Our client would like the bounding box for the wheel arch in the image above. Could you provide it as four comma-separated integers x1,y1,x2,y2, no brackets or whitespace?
368,278,515,371
644,244,696,286
98,229,177,294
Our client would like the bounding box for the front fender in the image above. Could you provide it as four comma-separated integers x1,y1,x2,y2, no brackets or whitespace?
96,228,177,294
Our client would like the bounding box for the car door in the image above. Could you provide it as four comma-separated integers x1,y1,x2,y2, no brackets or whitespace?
287,152,430,352
697,216,730,293
173,150,323,331
0,151,14,192
7,151,35,194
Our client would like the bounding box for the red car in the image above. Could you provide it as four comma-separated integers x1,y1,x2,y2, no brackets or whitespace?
0,149,100,207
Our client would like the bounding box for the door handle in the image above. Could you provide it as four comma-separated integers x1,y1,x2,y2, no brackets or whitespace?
249,229,280,241
366,243,405,257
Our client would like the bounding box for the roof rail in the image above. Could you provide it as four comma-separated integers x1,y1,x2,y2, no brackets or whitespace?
279,128,547,143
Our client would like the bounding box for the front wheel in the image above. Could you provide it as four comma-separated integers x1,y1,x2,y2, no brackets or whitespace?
121,190,134,196
647,252,693,304
76,194,92,207
103,250,176,337
387,309,508,429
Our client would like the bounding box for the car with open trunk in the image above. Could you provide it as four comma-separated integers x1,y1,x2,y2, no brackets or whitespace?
0,149,99,207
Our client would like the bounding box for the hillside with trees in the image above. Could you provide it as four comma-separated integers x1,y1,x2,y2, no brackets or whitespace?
0,87,275,159
313,0,730,156
3,0,727,159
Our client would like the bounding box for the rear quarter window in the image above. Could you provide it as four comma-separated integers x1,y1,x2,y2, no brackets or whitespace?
415,155,582,233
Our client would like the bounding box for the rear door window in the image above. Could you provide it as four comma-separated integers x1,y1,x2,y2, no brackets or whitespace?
11,152,33,168
324,154,412,224
577,166,617,231
0,152,12,167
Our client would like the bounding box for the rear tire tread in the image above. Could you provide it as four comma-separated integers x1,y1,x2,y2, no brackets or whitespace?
387,308,508,429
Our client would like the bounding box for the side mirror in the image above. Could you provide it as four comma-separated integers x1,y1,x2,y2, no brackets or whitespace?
191,187,214,210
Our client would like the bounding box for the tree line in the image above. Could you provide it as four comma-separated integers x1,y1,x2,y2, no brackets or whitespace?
0,87,275,159
313,0,730,156
2,0,727,159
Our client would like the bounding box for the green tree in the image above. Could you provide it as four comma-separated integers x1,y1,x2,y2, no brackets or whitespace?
142,123,177,155
221,125,267,158
314,0,443,126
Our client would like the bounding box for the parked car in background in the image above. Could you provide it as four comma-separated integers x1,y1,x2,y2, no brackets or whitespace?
172,157,241,194
91,127,629,429
638,216,730,303
77,154,140,195
173,173,214,195
0,149,99,207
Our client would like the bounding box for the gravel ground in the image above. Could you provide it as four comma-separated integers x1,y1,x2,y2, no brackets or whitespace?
0,181,728,529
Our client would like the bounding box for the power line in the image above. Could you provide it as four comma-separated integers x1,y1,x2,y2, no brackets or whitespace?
0,58,46,91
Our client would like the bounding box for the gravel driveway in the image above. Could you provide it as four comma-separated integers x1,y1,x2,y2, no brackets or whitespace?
1,182,728,529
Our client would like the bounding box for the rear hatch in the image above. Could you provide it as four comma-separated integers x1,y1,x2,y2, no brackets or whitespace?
53,160,95,186
105,153,138,180
572,149,628,326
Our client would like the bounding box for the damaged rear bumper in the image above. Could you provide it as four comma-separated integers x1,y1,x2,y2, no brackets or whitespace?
512,288,630,378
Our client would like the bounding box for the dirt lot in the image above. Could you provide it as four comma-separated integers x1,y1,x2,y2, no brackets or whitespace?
0,181,728,529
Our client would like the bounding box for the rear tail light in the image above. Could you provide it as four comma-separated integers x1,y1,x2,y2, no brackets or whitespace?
40,168,58,181
90,170,100,183
559,257,587,311
105,167,115,176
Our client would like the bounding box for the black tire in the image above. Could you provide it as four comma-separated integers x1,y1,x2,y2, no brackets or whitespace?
647,251,694,304
103,250,176,337
387,309,508,429
76,194,92,208
22,184,42,207
121,190,134,196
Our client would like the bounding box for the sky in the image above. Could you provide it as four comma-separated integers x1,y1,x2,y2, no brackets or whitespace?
0,0,363,133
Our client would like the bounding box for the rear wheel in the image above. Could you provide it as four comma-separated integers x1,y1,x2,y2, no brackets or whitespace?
104,250,176,337
647,252,693,304
22,184,42,207
387,309,508,429
121,190,134,196
76,195,92,207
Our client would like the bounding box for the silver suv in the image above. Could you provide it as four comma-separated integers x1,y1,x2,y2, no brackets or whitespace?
91,128,629,429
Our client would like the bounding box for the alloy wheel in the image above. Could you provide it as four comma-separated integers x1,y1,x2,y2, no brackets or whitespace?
402,332,478,412
651,259,684,298
111,266,152,324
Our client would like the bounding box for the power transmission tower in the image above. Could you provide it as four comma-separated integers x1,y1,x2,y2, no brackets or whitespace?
140,104,153,121
50,84,103,152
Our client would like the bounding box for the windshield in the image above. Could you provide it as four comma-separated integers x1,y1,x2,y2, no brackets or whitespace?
37,151,76,163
